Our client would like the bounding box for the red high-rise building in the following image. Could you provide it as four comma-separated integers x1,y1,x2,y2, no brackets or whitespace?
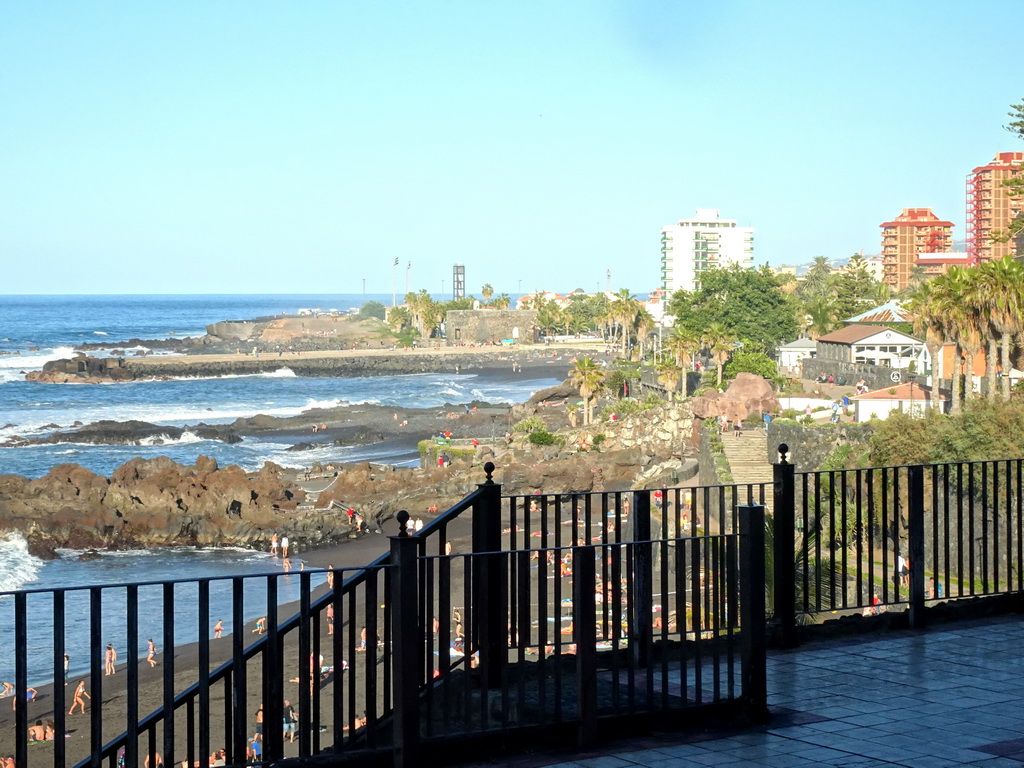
966,152,1023,264
880,208,954,291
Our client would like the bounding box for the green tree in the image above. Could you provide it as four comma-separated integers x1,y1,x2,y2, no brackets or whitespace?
357,301,387,321
481,283,494,303
724,351,779,382
832,255,879,322
991,99,1024,252
492,292,511,309
665,264,799,350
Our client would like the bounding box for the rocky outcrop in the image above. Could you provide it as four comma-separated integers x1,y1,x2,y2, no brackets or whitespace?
0,456,326,557
26,355,135,383
689,373,780,424
3,420,241,447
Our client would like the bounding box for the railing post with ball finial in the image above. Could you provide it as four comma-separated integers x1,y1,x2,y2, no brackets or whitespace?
390,510,421,768
472,462,506,689
773,443,797,648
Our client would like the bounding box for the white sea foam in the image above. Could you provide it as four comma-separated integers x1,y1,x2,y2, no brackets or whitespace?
0,534,44,593
0,345,78,382
136,431,206,446
164,367,298,382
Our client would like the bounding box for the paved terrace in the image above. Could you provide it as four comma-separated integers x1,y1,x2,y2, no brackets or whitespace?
467,615,1024,768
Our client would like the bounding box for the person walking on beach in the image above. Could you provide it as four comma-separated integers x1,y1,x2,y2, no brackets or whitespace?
69,680,90,715
326,602,334,635
269,534,278,557
147,639,158,667
282,699,297,743
105,643,117,676
64,653,70,684
281,535,290,558
213,619,224,639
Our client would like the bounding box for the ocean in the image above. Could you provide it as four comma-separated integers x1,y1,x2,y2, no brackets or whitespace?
0,294,561,684
0,294,560,478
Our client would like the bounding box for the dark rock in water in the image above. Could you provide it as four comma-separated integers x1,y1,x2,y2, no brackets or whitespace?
287,442,319,452
42,423,60,429
72,420,83,426
78,550,103,562
6,419,242,447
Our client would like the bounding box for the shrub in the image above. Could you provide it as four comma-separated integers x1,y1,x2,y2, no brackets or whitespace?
513,416,545,434
527,430,559,446
723,351,780,383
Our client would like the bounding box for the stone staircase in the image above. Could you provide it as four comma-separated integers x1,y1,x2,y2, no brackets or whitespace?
719,429,774,511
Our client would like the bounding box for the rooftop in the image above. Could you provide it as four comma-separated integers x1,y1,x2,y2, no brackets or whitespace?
816,325,919,345
844,301,917,325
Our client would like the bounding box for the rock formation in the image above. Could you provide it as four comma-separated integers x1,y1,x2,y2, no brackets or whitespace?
0,456,317,557
689,373,780,426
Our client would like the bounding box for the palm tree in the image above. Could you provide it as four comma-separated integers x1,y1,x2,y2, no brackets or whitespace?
655,360,683,401
977,256,1024,398
631,306,654,361
804,296,836,339
569,357,605,425
609,289,639,356
908,281,947,412
481,284,494,304
702,323,736,387
492,293,512,309
665,327,700,399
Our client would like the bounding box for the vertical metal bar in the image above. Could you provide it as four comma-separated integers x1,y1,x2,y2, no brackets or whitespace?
186,698,195,768
855,469,864,609
969,463,977,595
894,467,903,602
162,582,175,767
198,579,210,767
54,589,67,768
231,577,247,763
331,572,344,744
908,465,926,628
711,535,722,702
263,575,283,761
957,462,965,596
91,586,104,766
659,537,670,709
223,672,233,765
391,519,421,768
931,465,939,601
298,571,312,757
840,470,849,608
690,537,703,704
630,490,652,669
868,473,876,610
14,592,28,768
126,584,140,768
982,461,990,593
813,471,822,612
363,567,379,746
573,545,598,748
772,452,796,647
881,467,890,604
738,504,768,722
944,463,952,598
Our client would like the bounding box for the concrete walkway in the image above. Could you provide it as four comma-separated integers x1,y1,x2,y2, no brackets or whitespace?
470,615,1024,768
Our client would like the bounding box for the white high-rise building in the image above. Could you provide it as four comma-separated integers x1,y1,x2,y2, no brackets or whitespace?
659,209,754,292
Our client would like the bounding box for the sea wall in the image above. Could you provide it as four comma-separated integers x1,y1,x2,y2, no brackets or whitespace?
766,421,875,471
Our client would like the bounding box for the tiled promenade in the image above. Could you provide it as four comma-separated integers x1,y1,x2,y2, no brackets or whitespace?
477,615,1024,768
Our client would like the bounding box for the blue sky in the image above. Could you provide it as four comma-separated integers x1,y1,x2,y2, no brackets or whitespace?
1,1,1020,295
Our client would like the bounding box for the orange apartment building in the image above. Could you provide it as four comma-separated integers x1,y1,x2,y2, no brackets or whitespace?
880,208,954,291
966,151,1023,264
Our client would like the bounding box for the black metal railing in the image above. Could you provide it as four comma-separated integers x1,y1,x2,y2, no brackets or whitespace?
771,446,1024,645
10,449,1024,767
